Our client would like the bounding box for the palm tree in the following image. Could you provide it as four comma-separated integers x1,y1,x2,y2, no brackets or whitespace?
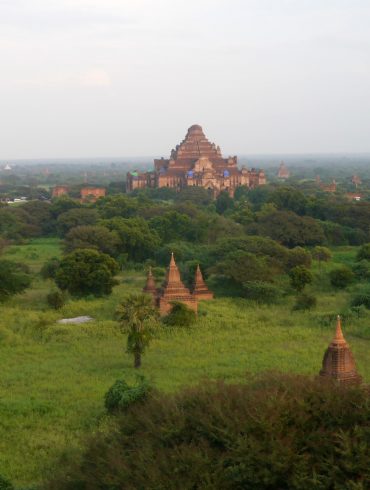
116,293,159,368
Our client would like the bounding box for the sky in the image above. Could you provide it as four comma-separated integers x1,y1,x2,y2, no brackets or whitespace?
1,0,370,159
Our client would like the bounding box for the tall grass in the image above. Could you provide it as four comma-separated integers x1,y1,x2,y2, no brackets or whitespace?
0,240,369,487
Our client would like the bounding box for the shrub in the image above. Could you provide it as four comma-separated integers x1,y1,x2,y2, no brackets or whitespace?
104,376,152,414
286,247,312,269
352,260,370,280
0,260,31,302
162,301,196,327
243,281,282,304
329,266,355,289
350,287,370,309
0,475,13,490
40,257,61,280
46,290,65,310
293,293,317,311
46,374,370,490
55,249,119,297
289,266,313,292
357,243,370,261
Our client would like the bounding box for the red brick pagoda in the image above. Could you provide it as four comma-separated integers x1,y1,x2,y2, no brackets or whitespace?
319,316,362,385
127,124,266,197
277,161,290,179
192,265,213,301
157,253,197,315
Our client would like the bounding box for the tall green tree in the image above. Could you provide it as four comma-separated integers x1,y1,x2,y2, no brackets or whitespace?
289,266,313,292
55,249,119,297
116,293,159,368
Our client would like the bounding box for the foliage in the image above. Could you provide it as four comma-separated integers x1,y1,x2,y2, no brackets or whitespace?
243,281,282,304
162,301,196,327
45,374,370,490
116,293,159,368
46,290,65,310
0,475,13,490
211,250,278,286
350,287,370,309
101,217,160,262
285,246,312,269
40,257,61,279
104,376,152,413
64,225,120,256
352,260,370,280
215,190,234,214
293,293,317,311
56,208,99,237
0,260,31,302
357,243,370,261
289,266,313,292
312,245,332,266
55,249,119,297
329,266,355,289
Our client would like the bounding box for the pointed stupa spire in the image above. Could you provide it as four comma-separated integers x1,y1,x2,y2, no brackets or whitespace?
192,264,213,301
319,315,362,385
334,315,346,344
158,253,197,315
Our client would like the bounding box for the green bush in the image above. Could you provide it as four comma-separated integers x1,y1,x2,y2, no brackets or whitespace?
243,281,282,304
289,266,313,292
40,257,61,280
162,302,196,327
329,266,355,289
357,243,370,261
293,293,317,311
0,475,13,490
104,376,152,413
350,287,370,309
46,290,65,310
45,374,370,490
352,260,370,280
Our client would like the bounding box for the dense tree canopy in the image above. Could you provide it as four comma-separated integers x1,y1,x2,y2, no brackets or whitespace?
0,260,31,301
55,249,119,297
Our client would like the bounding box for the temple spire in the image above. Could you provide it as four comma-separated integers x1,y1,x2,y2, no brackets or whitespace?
158,253,198,315
319,315,362,385
192,264,213,301
334,315,346,343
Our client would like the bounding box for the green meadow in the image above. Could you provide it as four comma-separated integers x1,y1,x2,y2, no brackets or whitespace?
0,239,369,487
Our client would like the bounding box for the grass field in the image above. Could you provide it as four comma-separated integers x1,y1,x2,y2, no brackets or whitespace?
0,239,369,487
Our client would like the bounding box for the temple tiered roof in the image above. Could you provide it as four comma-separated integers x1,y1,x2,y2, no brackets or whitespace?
158,253,197,315
192,265,213,300
319,316,362,385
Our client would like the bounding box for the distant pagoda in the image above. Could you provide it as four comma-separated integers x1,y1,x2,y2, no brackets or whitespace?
158,253,197,315
277,161,290,179
192,265,213,300
143,267,157,302
319,316,362,385
351,175,362,188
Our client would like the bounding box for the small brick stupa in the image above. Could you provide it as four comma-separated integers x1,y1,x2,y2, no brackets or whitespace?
319,316,362,385
158,253,197,315
143,267,157,302
192,265,213,300
278,161,290,179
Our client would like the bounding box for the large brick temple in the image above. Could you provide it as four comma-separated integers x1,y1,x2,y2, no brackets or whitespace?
126,124,266,196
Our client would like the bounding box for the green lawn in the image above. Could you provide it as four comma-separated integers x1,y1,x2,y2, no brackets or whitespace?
0,239,369,487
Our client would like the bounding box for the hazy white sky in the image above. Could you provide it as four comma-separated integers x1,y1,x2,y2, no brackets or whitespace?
1,0,370,158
